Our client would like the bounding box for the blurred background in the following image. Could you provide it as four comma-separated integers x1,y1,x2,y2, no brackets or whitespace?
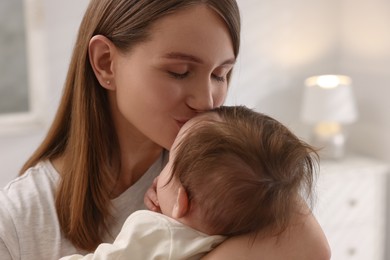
0,0,389,259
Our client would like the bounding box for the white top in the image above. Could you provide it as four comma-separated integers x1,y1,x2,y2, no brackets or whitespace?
61,210,225,260
0,154,166,260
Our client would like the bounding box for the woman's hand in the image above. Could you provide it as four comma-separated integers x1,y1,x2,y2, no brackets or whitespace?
144,176,161,212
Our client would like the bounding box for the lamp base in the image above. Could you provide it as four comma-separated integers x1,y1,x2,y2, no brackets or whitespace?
310,123,346,160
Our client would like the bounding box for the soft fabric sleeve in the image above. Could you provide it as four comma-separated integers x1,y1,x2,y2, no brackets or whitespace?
0,239,13,260
0,190,20,260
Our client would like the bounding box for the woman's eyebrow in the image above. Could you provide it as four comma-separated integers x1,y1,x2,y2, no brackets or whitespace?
163,52,203,63
162,52,236,66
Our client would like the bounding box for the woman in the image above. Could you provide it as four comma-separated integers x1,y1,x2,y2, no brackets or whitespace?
0,0,330,259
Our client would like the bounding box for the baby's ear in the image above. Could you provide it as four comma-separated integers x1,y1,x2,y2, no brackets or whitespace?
172,187,189,219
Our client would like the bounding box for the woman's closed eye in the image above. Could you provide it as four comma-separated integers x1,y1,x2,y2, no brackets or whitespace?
169,71,189,79
212,74,226,82
169,71,226,83
212,66,231,83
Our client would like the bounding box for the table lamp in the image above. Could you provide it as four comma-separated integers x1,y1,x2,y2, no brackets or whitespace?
301,75,358,159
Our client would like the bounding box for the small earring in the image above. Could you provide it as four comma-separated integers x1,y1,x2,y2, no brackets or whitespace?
106,80,111,85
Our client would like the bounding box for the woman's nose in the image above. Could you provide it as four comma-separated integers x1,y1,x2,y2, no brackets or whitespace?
186,80,215,112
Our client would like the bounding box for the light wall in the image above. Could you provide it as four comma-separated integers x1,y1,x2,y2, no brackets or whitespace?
228,0,340,114
339,0,390,161
0,0,90,187
226,0,390,166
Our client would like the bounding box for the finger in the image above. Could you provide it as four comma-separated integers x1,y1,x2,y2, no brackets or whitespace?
150,176,159,206
144,194,161,212
152,176,159,187
144,181,160,212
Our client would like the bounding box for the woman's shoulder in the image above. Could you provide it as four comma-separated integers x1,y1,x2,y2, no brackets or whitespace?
2,160,59,197
0,160,59,219
0,160,68,259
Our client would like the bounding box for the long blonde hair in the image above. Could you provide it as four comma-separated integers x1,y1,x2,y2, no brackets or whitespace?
20,0,240,251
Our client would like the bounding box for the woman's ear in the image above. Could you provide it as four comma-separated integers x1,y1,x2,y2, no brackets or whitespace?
172,187,189,219
88,35,115,90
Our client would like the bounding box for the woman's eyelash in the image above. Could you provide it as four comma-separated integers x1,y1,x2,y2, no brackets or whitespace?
169,71,189,79
168,71,225,82
212,74,225,82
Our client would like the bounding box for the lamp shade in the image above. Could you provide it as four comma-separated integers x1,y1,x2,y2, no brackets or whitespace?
301,75,358,124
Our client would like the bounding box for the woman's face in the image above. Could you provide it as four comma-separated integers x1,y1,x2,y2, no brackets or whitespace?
110,5,235,149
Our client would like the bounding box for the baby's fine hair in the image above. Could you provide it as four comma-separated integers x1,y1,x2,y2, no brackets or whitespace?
172,105,318,236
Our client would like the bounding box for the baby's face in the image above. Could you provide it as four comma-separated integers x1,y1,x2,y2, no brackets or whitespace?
156,112,219,218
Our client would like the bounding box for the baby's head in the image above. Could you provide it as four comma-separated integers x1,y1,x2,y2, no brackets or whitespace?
156,105,318,236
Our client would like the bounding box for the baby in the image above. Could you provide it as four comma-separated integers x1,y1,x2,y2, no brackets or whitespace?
62,105,317,259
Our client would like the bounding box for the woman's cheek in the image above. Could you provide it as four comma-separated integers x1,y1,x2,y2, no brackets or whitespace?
216,88,228,106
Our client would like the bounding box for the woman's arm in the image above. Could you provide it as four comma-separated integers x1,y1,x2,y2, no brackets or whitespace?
145,179,330,259
203,206,331,260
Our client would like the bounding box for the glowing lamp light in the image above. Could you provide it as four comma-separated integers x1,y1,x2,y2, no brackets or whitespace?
301,75,358,159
